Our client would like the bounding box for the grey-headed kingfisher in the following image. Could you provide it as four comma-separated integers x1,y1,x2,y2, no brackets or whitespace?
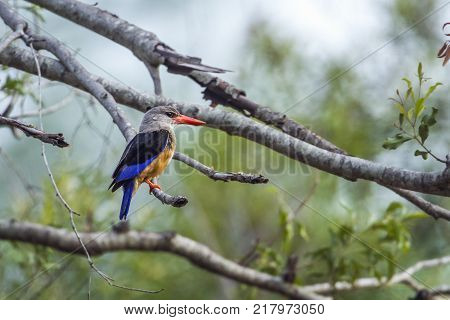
109,106,205,220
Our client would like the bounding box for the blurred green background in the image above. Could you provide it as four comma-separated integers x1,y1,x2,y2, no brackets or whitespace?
0,0,449,299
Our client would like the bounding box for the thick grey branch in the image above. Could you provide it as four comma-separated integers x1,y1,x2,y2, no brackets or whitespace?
0,115,69,147
0,219,327,300
27,0,227,75
1,46,448,197
0,2,186,207
0,0,136,141
27,0,340,154
24,0,450,212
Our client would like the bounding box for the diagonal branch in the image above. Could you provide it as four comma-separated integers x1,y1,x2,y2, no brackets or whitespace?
27,0,228,76
25,0,341,154
0,219,327,300
1,46,449,198
173,152,268,184
302,255,450,295
21,1,450,204
0,114,69,147
0,1,186,207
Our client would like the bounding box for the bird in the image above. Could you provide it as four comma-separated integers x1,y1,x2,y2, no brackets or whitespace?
109,105,205,220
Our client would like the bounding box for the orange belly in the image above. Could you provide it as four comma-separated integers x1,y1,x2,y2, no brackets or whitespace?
136,146,174,186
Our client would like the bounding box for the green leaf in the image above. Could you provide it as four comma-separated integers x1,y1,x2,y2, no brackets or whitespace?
418,123,429,143
1,76,26,95
387,258,396,280
414,97,425,117
394,103,405,114
382,134,412,150
24,5,45,22
405,87,413,100
417,62,423,81
402,211,428,221
386,202,403,215
402,77,412,89
421,107,438,127
407,108,414,121
414,150,428,160
424,82,442,100
296,222,310,241
398,113,404,127
278,207,293,253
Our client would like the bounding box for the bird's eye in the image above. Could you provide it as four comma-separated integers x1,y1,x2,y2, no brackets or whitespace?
166,112,176,118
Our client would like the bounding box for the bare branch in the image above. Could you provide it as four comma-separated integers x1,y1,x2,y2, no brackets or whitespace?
26,0,342,155
0,23,24,53
0,1,185,208
389,188,450,221
1,47,448,197
0,219,327,300
151,178,188,208
302,255,450,295
0,2,163,295
0,1,136,142
0,115,69,147
23,0,450,214
145,62,162,96
173,152,269,184
27,0,228,75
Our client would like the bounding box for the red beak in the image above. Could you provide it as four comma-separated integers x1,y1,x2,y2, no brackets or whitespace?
174,115,206,126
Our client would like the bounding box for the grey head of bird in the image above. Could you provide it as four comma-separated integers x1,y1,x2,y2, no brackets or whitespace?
139,105,205,132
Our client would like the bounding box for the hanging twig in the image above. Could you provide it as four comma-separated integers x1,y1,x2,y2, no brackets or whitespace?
0,115,69,147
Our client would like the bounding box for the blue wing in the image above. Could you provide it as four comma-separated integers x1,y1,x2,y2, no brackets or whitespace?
109,130,169,192
109,130,169,220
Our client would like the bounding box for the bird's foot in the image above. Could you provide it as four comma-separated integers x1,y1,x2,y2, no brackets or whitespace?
144,178,161,193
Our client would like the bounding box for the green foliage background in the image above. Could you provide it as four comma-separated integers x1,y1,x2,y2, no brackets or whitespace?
0,0,449,299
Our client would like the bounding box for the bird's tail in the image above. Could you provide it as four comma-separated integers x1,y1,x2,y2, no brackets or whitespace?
119,180,134,220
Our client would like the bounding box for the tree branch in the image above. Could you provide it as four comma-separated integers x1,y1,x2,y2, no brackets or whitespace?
0,1,187,208
145,61,162,96
23,0,450,214
27,0,228,75
173,152,268,184
389,188,450,221
1,46,448,198
0,219,327,300
0,1,136,142
27,0,341,155
0,114,69,147
0,24,24,53
302,255,450,295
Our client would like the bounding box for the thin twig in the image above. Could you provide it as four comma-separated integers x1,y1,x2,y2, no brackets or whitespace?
151,177,188,207
173,152,269,184
29,42,161,295
1,46,449,198
2,46,449,218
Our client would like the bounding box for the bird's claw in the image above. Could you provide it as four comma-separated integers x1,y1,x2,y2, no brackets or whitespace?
144,178,161,193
